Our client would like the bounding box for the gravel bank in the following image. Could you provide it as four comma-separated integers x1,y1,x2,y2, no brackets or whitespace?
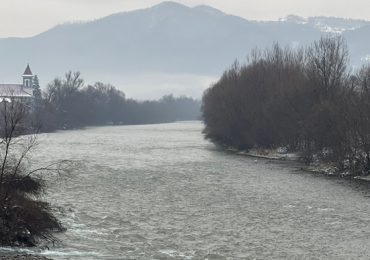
0,256,51,260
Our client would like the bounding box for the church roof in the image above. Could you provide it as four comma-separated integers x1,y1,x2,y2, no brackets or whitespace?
0,84,33,98
23,64,32,76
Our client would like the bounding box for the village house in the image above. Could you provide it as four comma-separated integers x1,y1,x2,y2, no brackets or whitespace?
0,64,37,104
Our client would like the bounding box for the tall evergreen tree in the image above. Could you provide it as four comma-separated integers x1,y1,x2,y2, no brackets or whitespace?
32,75,42,101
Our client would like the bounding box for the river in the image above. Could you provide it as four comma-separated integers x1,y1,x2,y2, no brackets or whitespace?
2,121,370,259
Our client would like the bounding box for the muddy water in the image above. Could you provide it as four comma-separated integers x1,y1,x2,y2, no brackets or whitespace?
2,121,370,259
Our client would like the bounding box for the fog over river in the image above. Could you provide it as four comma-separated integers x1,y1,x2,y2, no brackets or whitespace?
2,121,370,259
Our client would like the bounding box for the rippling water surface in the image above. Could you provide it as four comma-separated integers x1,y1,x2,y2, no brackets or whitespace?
2,121,370,259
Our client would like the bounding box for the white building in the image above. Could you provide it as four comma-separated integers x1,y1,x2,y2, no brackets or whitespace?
0,64,36,103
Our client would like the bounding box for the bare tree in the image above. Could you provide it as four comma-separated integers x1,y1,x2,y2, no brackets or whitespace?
305,36,349,100
0,98,71,247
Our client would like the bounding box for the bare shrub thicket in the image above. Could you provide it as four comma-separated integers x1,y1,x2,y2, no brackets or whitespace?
202,36,370,175
0,99,70,247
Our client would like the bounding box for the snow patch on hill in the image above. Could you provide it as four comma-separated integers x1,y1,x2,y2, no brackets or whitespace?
281,15,370,34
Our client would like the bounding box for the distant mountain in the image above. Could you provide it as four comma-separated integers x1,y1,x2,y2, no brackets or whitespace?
0,1,369,98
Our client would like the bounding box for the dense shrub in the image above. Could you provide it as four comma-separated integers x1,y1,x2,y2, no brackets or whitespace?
202,36,370,175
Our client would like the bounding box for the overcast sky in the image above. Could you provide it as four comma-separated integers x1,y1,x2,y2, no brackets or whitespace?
1,0,370,38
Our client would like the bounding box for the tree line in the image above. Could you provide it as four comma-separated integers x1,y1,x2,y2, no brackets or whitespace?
32,72,200,131
202,36,370,175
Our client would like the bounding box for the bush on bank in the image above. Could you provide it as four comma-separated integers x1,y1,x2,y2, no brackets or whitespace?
202,36,370,175
0,101,65,247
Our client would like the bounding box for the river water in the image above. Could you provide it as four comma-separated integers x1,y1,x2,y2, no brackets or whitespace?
2,121,370,259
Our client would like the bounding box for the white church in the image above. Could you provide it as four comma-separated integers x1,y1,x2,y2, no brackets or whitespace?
0,64,37,103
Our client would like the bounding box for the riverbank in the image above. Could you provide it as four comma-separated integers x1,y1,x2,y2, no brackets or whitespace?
0,256,51,260
232,147,370,180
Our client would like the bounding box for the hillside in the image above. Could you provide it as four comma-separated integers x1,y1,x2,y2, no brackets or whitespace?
0,1,369,98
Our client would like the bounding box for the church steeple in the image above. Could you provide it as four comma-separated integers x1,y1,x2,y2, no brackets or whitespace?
22,64,33,88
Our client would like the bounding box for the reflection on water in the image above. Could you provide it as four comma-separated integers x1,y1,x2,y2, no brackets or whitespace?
2,121,370,259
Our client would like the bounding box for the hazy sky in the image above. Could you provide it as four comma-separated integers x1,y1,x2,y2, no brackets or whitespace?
1,0,370,38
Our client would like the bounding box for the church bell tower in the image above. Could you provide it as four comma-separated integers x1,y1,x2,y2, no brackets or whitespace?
22,64,33,88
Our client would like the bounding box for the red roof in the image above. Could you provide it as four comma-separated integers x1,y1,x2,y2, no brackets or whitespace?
23,64,32,75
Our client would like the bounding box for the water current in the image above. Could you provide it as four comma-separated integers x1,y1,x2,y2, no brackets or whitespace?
2,121,370,259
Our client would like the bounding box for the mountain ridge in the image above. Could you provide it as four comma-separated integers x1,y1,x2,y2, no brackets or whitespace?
0,1,369,99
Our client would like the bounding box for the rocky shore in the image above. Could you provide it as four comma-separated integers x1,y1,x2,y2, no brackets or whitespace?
0,256,51,260
234,147,370,179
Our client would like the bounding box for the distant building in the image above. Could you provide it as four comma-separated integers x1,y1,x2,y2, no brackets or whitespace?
0,64,37,103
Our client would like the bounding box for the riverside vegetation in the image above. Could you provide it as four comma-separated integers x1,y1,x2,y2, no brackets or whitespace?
32,72,200,132
0,100,71,247
202,36,370,176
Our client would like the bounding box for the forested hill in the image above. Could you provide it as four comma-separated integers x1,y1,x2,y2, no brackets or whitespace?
1,2,370,98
